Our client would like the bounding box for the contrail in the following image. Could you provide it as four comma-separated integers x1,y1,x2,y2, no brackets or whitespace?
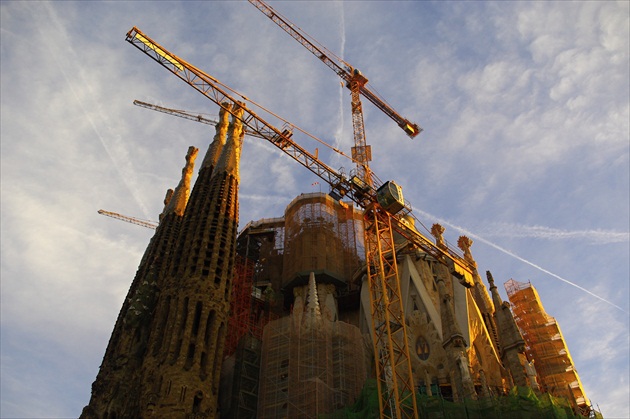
478,222,629,244
412,207,628,313
332,0,346,169
41,2,151,218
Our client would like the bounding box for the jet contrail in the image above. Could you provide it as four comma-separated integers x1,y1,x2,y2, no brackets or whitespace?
41,2,151,219
478,222,629,244
332,0,346,169
412,207,627,313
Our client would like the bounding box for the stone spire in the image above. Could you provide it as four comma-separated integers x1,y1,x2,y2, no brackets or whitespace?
81,146,199,419
137,101,245,418
486,271,530,388
431,225,476,401
304,272,322,329
168,102,233,279
162,146,199,217
212,102,244,180
457,236,494,312
160,189,174,221
200,102,231,170
435,263,476,401
457,236,499,352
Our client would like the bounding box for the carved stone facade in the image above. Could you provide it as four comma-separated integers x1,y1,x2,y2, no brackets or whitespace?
82,103,244,418
356,224,533,404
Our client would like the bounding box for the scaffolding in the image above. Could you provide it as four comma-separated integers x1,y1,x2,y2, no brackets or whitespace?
505,279,593,417
257,315,367,418
225,256,262,358
225,334,263,418
282,193,364,292
223,254,280,417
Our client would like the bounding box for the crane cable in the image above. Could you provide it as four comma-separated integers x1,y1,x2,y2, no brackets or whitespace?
198,73,357,164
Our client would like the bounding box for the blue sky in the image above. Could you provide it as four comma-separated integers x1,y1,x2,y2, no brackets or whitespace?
1,1,628,417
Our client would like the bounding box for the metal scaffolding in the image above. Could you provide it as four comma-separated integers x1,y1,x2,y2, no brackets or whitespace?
257,315,367,418
505,279,592,416
282,193,364,290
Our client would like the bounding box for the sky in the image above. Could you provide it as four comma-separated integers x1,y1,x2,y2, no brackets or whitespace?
1,1,628,417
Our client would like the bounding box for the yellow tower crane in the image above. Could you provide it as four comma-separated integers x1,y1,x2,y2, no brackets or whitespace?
125,27,473,419
97,209,158,229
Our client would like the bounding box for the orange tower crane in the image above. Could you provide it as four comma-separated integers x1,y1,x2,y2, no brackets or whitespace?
248,0,422,188
125,27,472,419
245,6,424,415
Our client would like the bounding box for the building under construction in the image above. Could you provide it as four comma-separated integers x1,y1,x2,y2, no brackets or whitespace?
85,163,601,416
82,3,601,416
217,193,601,418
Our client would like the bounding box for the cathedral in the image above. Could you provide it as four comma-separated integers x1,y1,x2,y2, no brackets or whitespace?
82,100,597,418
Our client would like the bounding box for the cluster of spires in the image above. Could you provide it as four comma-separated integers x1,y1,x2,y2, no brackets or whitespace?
82,102,246,418
431,224,536,399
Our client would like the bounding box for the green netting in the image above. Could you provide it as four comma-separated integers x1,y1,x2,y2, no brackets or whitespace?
319,379,380,419
320,382,594,419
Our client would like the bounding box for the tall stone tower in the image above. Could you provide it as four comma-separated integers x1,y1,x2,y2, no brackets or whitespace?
430,224,476,401
81,145,199,418
139,103,244,417
486,270,530,388
457,236,500,352
82,102,245,418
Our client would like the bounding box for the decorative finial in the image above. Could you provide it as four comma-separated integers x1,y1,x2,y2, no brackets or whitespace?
431,223,446,249
163,146,199,217
486,271,495,288
201,102,232,170
457,236,475,265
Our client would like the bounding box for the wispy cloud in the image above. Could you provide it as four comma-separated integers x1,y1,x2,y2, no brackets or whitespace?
331,0,347,171
36,2,152,218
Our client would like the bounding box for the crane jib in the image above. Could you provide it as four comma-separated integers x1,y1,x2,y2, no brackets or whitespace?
125,25,472,277
247,0,422,139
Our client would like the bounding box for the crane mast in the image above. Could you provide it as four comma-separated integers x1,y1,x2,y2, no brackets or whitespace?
126,27,471,419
